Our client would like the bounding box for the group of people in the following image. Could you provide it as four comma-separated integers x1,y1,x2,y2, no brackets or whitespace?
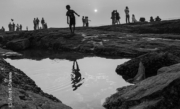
150,16,161,22
111,10,121,25
82,16,91,27
33,17,48,30
8,22,23,32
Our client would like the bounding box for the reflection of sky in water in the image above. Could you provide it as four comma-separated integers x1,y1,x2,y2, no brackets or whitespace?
5,57,130,109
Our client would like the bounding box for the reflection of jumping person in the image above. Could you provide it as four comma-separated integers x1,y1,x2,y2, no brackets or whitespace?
71,60,84,91
66,5,80,34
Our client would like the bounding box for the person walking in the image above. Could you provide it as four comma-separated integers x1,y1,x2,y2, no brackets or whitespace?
125,6,130,23
66,5,80,34
116,10,120,24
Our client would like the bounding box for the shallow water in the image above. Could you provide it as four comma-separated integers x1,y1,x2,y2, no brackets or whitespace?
5,51,130,109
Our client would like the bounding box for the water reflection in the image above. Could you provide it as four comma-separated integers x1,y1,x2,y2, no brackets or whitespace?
71,60,84,91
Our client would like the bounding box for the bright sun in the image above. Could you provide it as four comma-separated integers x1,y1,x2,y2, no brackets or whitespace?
94,9,98,13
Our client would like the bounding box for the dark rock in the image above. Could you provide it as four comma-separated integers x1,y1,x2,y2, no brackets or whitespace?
103,72,180,109
6,38,30,50
116,52,180,83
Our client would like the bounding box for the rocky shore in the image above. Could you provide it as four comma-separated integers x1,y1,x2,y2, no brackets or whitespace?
0,19,180,109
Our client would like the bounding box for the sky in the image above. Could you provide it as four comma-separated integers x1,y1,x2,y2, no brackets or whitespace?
0,0,180,30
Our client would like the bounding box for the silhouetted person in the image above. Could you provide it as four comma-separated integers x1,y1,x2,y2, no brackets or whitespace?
33,18,36,30
125,6,130,23
155,16,161,21
44,23,48,29
111,10,116,25
82,16,85,27
12,23,15,32
36,18,40,30
66,5,80,34
71,60,84,91
150,16,154,22
85,16,91,27
26,26,28,31
132,14,137,23
8,23,11,31
19,24,22,31
116,10,120,24
16,24,19,31
1,26,5,32
41,17,45,29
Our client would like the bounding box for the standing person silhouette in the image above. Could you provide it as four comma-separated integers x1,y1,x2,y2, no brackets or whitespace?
71,60,84,91
36,18,40,30
33,18,36,30
82,16,85,27
41,18,45,29
116,10,120,24
19,24,22,31
12,23,15,32
150,16,154,22
8,23,11,31
111,10,116,25
66,5,80,34
125,6,130,23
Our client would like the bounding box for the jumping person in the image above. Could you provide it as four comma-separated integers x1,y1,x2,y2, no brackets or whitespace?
125,6,130,23
66,5,80,34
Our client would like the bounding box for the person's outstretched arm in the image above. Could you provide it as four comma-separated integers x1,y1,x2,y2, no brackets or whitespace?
74,11,80,17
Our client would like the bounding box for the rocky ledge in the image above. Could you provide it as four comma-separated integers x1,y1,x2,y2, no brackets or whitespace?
1,19,180,58
0,58,72,109
103,65,180,109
